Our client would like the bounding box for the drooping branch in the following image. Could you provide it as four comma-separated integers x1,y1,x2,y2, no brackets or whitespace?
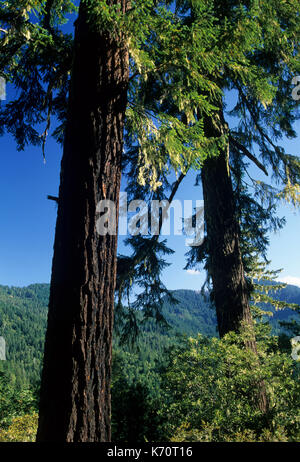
157,171,186,236
47,195,59,203
235,81,286,181
229,135,268,176
116,171,186,302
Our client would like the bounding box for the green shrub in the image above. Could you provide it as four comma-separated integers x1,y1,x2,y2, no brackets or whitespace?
159,332,300,442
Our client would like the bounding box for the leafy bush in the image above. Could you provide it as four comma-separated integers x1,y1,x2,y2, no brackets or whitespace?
0,413,38,442
159,332,300,442
0,369,38,441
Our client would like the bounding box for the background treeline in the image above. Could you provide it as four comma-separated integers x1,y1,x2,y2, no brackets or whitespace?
0,282,299,441
1,282,299,387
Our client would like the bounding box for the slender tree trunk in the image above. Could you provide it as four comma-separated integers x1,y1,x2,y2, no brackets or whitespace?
37,0,129,442
201,109,268,414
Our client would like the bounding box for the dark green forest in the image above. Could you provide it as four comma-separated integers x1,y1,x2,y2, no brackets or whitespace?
0,282,299,441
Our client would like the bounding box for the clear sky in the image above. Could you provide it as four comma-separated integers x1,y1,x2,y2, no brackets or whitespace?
0,108,299,290
0,15,299,290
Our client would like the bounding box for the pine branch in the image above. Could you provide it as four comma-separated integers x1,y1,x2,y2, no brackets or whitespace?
117,171,186,299
157,172,186,236
235,81,286,180
229,135,268,176
47,195,59,203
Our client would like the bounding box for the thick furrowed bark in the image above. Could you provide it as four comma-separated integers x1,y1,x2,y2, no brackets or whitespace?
201,147,253,339
37,1,129,442
201,110,268,414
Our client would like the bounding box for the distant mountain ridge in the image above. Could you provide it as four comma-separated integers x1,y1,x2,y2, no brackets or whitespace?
162,289,218,337
164,284,300,337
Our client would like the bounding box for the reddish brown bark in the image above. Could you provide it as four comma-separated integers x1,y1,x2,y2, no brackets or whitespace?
37,0,129,442
201,109,268,414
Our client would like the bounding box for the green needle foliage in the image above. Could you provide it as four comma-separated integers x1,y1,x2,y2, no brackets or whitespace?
118,0,300,341
0,1,76,153
0,0,220,167
124,0,300,193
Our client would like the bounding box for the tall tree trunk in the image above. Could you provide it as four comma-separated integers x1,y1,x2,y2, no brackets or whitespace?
36,0,129,442
201,116,252,339
201,109,268,414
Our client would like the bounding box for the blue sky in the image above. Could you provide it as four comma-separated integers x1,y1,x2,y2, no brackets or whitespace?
0,107,299,290
0,13,299,290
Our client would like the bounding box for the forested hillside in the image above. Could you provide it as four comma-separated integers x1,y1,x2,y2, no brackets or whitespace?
0,284,48,387
0,284,215,387
0,282,299,387
0,282,299,441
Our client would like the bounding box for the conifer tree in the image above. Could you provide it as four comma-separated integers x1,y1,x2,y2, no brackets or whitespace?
187,0,299,344
119,1,299,329
186,0,299,414
118,0,300,413
0,0,218,441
